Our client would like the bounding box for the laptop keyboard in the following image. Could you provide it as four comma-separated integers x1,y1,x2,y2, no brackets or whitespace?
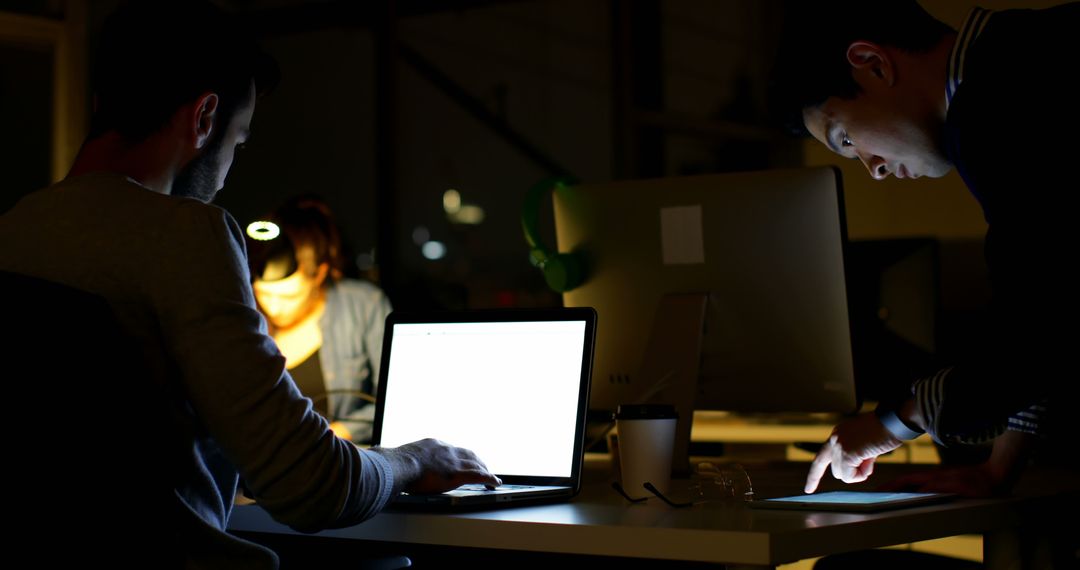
452,484,537,495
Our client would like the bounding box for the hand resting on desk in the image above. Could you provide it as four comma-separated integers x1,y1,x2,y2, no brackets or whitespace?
878,431,1034,498
877,464,1000,497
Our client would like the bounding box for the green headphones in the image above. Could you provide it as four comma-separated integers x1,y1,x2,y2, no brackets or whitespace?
521,177,586,293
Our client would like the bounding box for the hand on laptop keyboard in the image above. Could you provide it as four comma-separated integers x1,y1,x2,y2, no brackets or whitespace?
372,438,502,495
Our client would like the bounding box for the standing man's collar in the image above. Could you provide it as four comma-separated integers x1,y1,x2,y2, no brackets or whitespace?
946,7,994,109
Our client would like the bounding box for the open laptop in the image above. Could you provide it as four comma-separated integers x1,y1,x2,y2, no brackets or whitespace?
372,307,596,509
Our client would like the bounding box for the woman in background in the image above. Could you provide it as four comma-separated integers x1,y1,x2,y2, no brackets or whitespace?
247,195,392,443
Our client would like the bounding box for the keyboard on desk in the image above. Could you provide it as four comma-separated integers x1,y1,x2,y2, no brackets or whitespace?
443,484,549,497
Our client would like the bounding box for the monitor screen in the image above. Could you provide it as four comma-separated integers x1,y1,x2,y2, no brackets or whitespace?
554,167,856,417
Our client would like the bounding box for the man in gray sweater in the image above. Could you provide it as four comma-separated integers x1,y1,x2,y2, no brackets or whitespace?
0,2,498,567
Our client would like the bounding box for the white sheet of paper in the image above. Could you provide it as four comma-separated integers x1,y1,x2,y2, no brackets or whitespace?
660,205,705,265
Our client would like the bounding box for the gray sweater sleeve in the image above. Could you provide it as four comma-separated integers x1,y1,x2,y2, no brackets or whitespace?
158,204,394,531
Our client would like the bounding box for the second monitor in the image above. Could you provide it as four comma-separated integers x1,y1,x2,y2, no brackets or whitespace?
553,167,856,431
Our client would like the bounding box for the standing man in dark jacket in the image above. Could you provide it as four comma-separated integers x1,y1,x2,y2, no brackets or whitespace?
770,0,1079,499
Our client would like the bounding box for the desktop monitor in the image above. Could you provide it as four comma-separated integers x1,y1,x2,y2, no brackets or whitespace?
553,167,856,429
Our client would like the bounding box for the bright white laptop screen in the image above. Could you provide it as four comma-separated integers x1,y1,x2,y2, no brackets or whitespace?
378,320,587,478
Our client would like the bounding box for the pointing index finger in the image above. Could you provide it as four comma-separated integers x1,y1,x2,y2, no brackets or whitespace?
805,437,835,493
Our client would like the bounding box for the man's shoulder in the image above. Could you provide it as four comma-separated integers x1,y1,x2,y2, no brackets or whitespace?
24,173,226,216
986,4,1080,31
974,5,1079,57
950,5,1079,129
71,174,238,230
3,173,242,259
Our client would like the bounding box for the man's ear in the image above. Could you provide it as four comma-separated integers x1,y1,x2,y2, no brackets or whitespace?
846,41,895,86
192,92,220,150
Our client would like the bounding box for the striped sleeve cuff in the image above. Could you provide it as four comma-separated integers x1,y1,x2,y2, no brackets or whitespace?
912,366,1006,445
912,367,952,445
1007,402,1048,436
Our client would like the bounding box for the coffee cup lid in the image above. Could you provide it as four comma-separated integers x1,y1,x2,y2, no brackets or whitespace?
615,403,678,420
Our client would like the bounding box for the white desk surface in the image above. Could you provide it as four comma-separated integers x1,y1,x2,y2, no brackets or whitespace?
227,458,1078,567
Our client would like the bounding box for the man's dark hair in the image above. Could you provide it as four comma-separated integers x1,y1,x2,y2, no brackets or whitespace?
768,0,954,136
89,0,279,141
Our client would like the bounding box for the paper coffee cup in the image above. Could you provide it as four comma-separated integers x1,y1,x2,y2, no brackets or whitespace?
615,404,678,499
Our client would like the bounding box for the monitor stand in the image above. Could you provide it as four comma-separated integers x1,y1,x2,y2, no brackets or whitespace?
637,293,707,477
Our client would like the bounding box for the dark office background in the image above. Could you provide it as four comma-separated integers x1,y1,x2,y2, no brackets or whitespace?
0,0,1065,348
4,0,795,307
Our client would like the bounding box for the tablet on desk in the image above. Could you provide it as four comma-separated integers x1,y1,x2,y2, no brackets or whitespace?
749,491,955,512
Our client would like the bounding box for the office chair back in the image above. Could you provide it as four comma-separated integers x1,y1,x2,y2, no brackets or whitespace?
1,270,178,566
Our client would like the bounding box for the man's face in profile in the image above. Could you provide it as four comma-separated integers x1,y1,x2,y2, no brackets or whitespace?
801,97,952,182
798,41,953,182
173,81,256,203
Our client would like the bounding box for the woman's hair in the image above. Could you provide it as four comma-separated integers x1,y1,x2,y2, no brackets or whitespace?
768,0,954,136
247,195,346,286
